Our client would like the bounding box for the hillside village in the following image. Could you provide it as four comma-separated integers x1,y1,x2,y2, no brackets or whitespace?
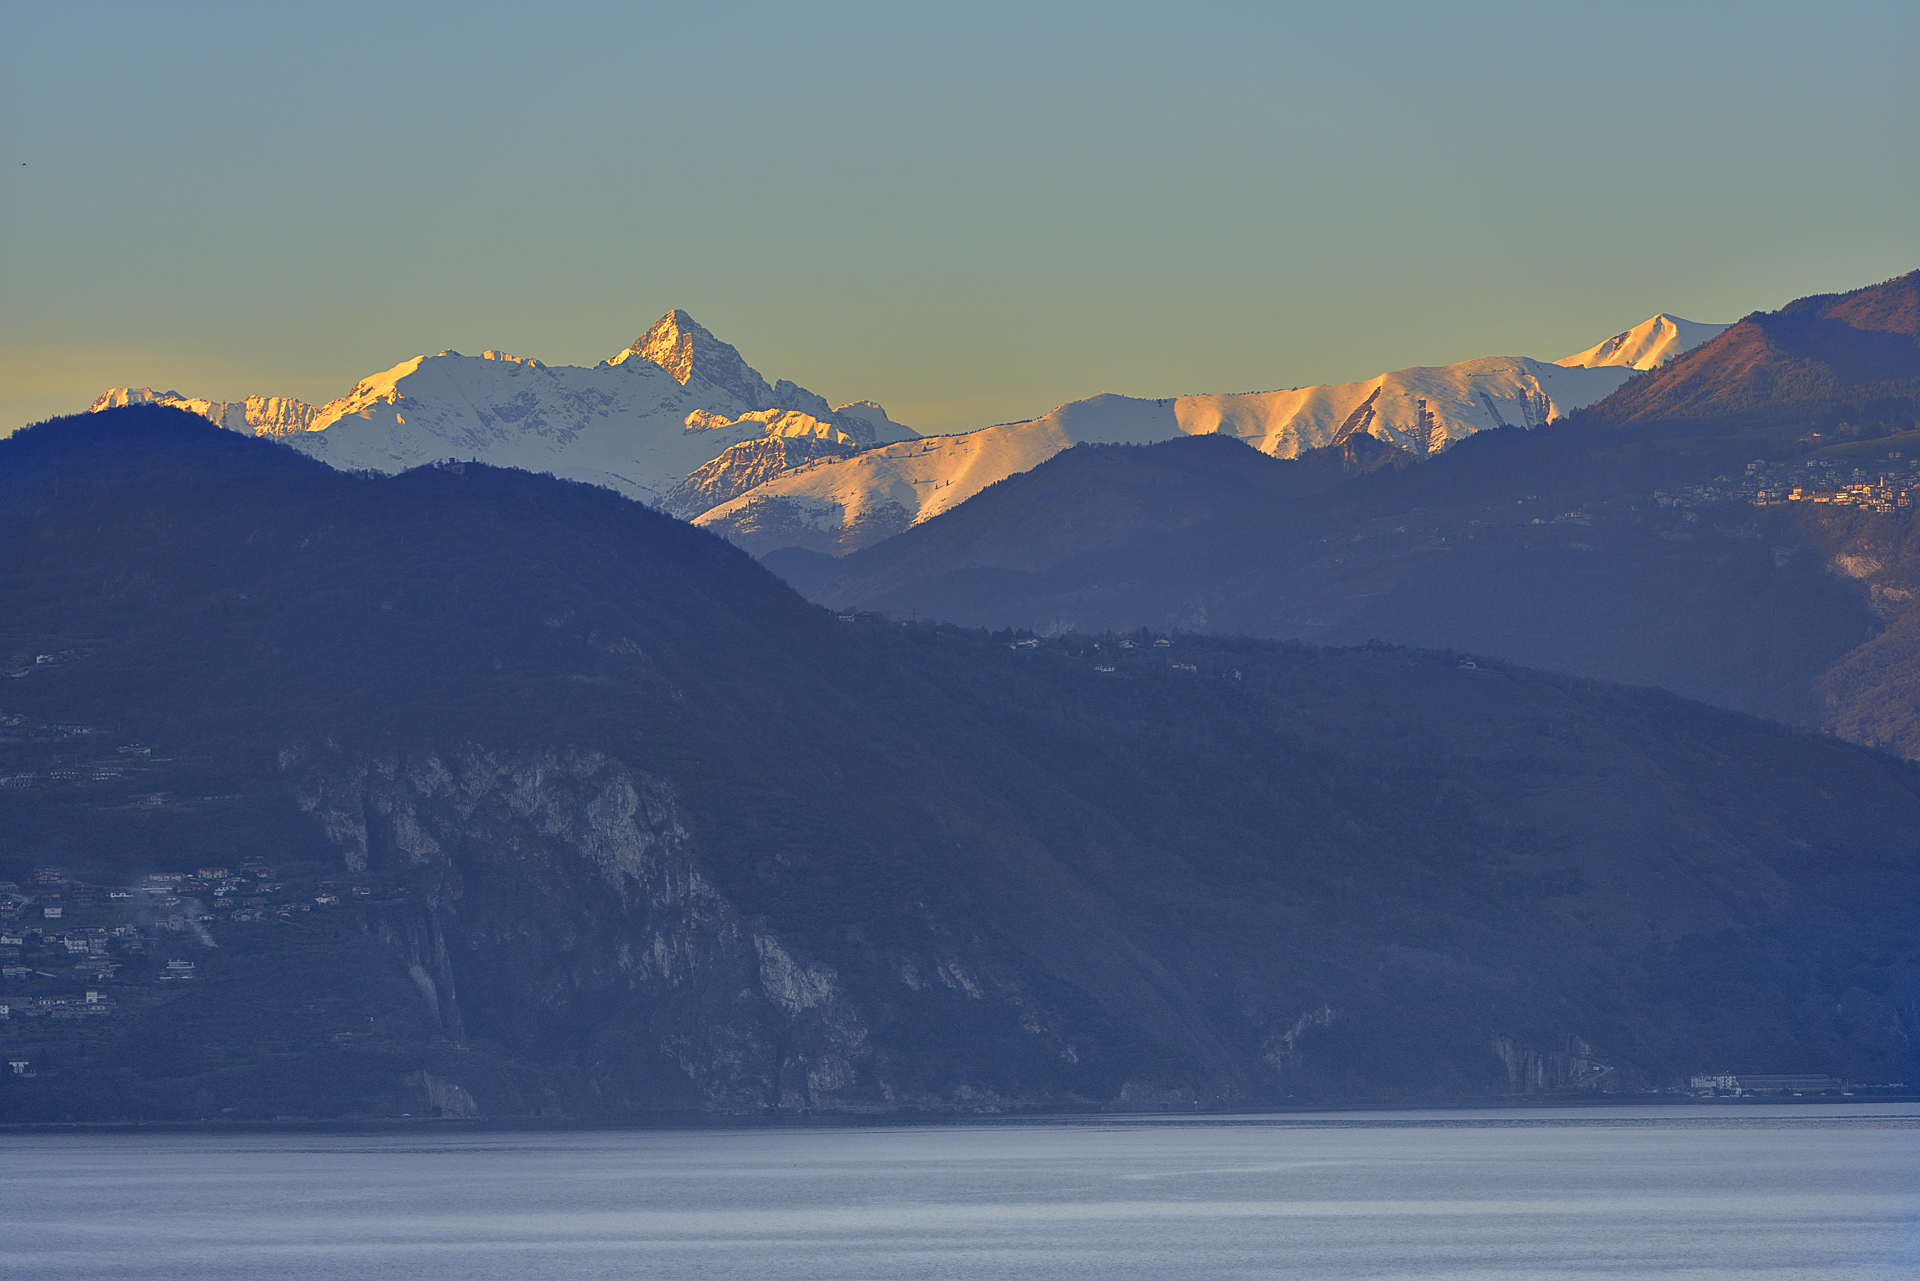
1656,449,1920,512
1,861,412,1057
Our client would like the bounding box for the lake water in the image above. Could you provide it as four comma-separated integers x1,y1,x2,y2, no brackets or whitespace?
2,1105,1915,1279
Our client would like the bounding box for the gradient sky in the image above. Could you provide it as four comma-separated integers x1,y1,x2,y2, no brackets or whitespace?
5,1,1917,436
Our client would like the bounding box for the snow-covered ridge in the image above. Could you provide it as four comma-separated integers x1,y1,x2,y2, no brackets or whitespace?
1173,356,1632,457
90,388,319,437
695,316,1720,556
89,311,918,508
1555,314,1727,371
89,310,1722,553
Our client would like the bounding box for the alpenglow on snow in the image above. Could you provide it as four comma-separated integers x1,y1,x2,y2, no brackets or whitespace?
694,313,1727,555
92,309,1723,555
90,311,919,511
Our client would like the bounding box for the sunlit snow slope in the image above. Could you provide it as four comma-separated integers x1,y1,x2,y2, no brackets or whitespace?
1555,314,1729,371
698,316,1718,556
90,388,319,437
90,313,917,508
87,311,1722,544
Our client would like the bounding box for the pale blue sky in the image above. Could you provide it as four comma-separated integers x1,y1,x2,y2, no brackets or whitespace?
5,1,1916,434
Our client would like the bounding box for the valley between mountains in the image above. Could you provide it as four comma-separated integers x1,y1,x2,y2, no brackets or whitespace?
3,270,1915,1123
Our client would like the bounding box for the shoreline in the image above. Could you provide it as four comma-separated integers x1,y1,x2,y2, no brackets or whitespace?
5,1092,1916,1137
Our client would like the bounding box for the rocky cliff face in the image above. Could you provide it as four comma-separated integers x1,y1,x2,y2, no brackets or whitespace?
612,309,836,419
276,743,1134,1112
284,744,891,1110
89,388,319,437
1491,1034,1631,1093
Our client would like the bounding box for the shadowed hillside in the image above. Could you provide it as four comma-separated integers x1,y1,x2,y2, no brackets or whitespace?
2,407,1916,1121
1590,270,1920,434
787,274,1920,752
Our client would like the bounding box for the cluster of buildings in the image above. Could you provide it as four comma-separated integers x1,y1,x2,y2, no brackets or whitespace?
1656,453,1920,513
1688,1073,1857,1096
0,726,151,791
0,864,395,1024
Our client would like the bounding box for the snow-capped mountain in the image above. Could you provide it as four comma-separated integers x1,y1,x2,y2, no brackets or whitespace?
696,317,1721,556
1554,314,1728,371
665,435,861,518
89,312,917,508
90,387,319,437
694,395,1183,554
89,310,1722,552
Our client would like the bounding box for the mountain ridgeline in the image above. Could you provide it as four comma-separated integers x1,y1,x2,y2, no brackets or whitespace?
92,310,920,511
782,271,1920,754
88,305,1724,560
1587,270,1920,435
0,407,1915,1121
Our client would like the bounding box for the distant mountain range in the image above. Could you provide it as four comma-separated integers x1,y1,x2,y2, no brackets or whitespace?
91,311,918,509
696,317,1724,555
3,405,1914,1120
70,275,1920,760
87,309,1722,553
780,271,1920,754
89,389,320,436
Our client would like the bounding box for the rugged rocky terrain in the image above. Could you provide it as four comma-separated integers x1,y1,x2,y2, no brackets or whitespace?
89,311,918,508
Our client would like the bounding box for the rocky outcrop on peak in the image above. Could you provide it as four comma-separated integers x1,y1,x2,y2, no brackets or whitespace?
613,309,836,419
85,315,915,515
90,387,319,437
832,400,916,444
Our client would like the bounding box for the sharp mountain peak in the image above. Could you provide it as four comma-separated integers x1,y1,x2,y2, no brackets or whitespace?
1555,313,1729,371
607,309,834,419
616,308,737,385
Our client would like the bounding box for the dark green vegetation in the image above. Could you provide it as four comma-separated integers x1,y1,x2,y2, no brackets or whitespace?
784,272,1920,752
2,407,1917,1121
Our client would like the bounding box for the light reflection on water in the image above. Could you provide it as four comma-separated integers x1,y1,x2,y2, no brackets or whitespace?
3,1104,1915,1279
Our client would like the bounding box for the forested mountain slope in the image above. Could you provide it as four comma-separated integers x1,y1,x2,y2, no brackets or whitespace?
1,407,1915,1121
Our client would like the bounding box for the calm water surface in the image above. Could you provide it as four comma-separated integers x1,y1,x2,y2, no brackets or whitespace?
3,1104,1915,1279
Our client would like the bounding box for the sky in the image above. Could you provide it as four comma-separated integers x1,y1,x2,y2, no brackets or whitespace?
4,1,1917,436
